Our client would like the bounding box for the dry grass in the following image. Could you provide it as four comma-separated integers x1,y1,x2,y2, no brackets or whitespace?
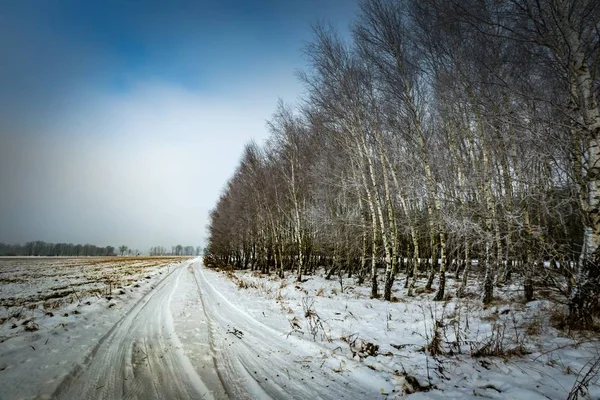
426,320,444,356
550,306,570,330
481,312,501,323
43,299,65,310
470,320,530,359
0,256,179,314
237,279,253,289
524,315,544,336
302,297,330,342
86,256,190,266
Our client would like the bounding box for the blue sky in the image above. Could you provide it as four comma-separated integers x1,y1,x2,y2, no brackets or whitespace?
0,0,358,251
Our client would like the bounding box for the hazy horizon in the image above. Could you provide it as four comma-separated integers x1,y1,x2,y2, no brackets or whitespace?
0,0,357,251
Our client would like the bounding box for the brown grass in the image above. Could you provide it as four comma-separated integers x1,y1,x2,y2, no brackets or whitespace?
481,312,500,322
2,256,181,312
86,256,190,265
549,306,569,330
524,316,543,336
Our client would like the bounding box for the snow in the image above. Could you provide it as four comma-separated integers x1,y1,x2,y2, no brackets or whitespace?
0,257,195,399
54,260,225,399
1,258,598,399
199,266,600,399
194,266,392,399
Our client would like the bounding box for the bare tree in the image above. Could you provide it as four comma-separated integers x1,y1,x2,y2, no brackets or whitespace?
204,0,599,328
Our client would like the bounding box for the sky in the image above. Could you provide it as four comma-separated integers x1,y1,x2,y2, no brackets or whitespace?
0,0,358,252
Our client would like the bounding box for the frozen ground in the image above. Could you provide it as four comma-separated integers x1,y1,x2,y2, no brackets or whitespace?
1,258,599,399
203,266,600,399
0,257,193,399
0,257,184,309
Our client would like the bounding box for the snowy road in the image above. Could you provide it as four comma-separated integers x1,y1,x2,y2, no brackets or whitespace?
52,259,388,400
4,258,596,399
193,264,387,400
53,260,227,399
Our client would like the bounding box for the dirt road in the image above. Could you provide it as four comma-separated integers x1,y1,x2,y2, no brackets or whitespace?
54,261,227,399
53,260,380,400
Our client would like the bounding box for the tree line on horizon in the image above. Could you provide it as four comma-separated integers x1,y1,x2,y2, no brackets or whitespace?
0,242,202,257
0,241,118,257
205,0,599,328
149,245,202,256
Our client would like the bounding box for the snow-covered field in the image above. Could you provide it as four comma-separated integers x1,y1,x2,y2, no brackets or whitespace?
204,267,600,399
0,257,185,310
1,258,598,399
0,256,191,399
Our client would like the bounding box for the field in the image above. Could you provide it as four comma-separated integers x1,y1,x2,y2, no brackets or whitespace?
0,256,193,399
0,256,189,309
0,256,189,348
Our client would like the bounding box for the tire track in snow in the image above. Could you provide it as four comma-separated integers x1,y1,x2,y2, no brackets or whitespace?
53,260,226,400
192,263,388,400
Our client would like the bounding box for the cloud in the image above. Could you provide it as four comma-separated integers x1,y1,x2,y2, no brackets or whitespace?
0,0,357,250
0,79,300,250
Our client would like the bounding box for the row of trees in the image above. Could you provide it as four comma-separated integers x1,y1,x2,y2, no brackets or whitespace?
206,0,599,327
0,242,203,257
0,242,204,257
149,245,202,256
117,245,140,256
0,241,117,257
